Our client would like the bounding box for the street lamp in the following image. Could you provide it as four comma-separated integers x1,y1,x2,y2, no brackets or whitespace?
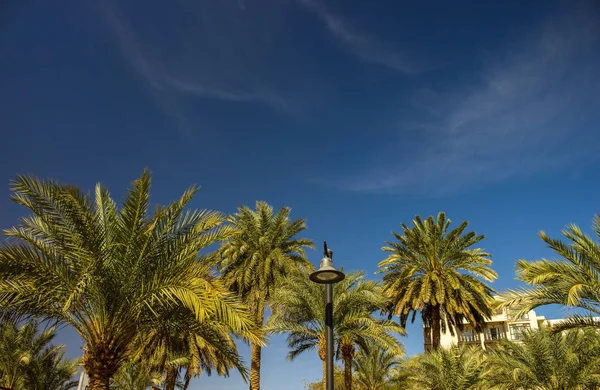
310,241,345,390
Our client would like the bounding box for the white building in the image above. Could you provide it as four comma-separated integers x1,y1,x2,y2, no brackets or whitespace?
76,371,88,390
424,305,548,351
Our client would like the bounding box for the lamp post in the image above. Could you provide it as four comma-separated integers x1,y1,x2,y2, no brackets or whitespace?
310,241,345,390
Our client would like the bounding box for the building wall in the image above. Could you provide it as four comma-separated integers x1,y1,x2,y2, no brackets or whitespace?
424,307,547,350
77,371,89,390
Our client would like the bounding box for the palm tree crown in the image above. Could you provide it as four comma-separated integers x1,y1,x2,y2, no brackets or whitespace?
481,326,600,390
0,171,259,390
218,201,314,390
500,215,600,330
352,344,404,390
378,212,497,350
0,319,78,390
402,346,484,390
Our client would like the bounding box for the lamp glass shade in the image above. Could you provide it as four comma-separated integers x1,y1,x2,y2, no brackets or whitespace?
310,257,345,284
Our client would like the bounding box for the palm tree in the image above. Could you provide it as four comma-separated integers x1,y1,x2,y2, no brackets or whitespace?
268,271,405,390
352,344,404,390
110,359,162,390
0,319,78,390
0,171,260,390
499,215,600,330
144,312,248,390
218,201,314,390
378,213,497,350
24,349,79,390
481,326,600,389
305,367,345,390
402,346,484,390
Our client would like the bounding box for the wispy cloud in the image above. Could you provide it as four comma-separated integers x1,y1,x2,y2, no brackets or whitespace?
332,5,600,194
297,0,423,74
97,1,288,119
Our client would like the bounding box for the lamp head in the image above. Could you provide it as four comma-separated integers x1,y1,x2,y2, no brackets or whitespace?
310,252,345,284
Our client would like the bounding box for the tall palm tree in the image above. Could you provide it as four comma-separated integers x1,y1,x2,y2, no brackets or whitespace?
268,271,405,390
218,201,314,390
0,171,260,390
402,346,484,390
378,213,497,350
352,344,404,390
481,326,600,390
0,319,78,390
500,215,600,330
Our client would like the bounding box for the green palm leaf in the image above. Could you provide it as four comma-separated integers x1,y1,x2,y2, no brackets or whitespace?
0,171,258,390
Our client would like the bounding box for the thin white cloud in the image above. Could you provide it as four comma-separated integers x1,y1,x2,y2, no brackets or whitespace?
297,0,422,74
98,2,287,112
332,5,600,194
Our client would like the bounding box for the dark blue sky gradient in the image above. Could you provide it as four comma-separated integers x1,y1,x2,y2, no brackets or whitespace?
1,0,599,388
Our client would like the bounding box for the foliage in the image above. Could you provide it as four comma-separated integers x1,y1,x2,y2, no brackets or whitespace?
0,171,259,390
0,319,78,390
352,344,404,390
139,292,249,390
218,201,314,390
401,345,484,390
304,367,345,390
378,212,497,349
500,215,600,331
268,270,405,390
481,326,600,390
110,358,162,390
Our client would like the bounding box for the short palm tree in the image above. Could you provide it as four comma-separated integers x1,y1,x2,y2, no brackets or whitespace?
402,345,484,390
110,359,162,390
218,201,314,390
0,171,259,390
378,213,497,350
500,215,600,330
0,319,78,390
305,367,345,390
481,326,600,389
144,311,248,390
353,344,404,390
25,349,79,390
268,271,405,390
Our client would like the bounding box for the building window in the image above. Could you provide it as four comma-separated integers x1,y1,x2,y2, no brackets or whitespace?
487,326,505,341
510,324,530,340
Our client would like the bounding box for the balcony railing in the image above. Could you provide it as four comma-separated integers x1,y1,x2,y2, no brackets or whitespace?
459,332,480,343
485,331,507,342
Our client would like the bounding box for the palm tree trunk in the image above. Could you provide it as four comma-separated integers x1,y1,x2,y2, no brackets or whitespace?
431,305,441,350
165,368,178,390
82,344,119,390
249,303,265,390
343,356,352,390
87,375,111,390
322,359,327,390
340,340,354,390
318,334,327,390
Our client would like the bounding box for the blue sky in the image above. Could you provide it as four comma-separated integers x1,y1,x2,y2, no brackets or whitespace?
1,0,600,388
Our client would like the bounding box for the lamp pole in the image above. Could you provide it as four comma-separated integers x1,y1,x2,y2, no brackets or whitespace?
325,282,334,390
310,241,345,390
